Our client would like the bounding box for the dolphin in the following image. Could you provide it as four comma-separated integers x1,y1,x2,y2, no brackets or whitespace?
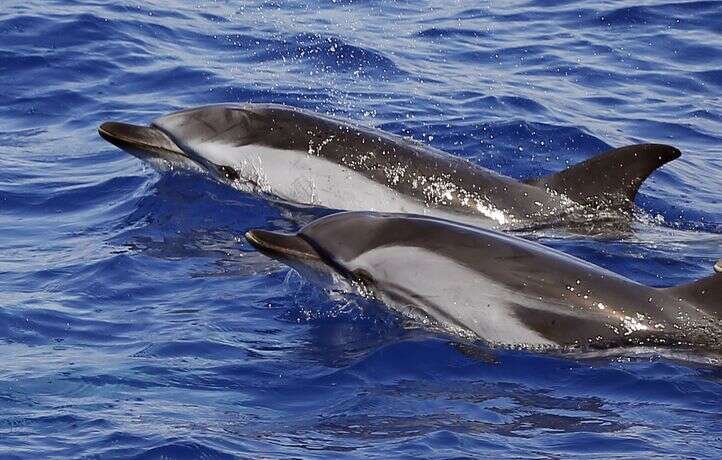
99,104,680,230
245,211,722,351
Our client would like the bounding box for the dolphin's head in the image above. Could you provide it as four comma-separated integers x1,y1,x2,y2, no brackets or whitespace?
245,223,346,289
245,211,432,292
98,105,267,182
98,120,203,171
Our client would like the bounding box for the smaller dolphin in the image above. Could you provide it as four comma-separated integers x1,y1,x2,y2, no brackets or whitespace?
99,104,680,231
245,212,721,351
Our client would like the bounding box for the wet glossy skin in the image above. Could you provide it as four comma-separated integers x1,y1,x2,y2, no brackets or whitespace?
100,104,680,231
247,212,722,350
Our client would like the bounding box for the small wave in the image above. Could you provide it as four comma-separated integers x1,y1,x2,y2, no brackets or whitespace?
129,442,238,460
416,27,491,40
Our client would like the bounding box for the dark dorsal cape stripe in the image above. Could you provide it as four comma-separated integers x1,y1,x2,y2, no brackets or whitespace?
523,144,681,209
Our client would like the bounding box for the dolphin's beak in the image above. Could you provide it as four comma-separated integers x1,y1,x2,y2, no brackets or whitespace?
245,229,322,261
98,121,186,158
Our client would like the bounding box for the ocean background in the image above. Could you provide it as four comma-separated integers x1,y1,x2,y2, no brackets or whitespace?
1,0,722,458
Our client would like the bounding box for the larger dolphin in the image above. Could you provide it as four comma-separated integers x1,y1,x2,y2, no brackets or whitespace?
99,104,680,230
246,211,721,350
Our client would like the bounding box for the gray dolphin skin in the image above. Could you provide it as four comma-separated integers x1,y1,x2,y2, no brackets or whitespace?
246,211,722,351
99,104,680,230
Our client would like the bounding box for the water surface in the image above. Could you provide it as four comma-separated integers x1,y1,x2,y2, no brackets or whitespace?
1,1,721,458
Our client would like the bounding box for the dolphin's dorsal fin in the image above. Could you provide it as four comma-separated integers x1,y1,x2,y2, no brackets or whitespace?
524,144,680,209
664,263,722,317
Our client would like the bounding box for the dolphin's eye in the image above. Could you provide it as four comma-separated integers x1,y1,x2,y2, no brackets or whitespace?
353,269,374,286
219,165,239,181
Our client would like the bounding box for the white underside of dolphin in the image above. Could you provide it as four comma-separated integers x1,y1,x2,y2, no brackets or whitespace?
354,246,557,346
192,142,512,226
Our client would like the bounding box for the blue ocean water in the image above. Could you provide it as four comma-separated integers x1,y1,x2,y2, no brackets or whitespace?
1,0,722,458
